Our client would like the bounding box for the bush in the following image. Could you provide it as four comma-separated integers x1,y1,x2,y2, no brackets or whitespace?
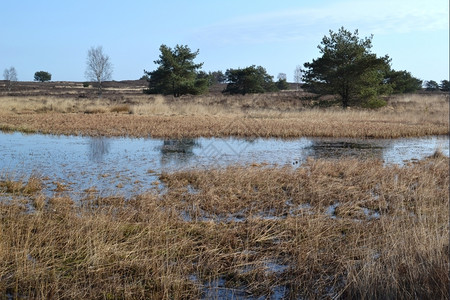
144,44,208,97
110,105,132,114
361,97,387,109
276,79,290,90
384,70,422,94
83,82,90,88
34,71,52,82
222,65,277,95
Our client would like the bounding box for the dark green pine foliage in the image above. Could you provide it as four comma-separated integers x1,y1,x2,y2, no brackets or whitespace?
384,70,422,94
34,71,52,82
223,65,277,95
439,80,449,92
302,27,392,108
425,80,440,91
144,44,209,97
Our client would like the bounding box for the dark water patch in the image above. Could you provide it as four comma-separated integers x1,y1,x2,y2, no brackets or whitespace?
189,274,288,300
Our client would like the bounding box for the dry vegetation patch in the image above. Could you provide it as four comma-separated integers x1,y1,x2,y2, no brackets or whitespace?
0,92,448,138
0,157,448,298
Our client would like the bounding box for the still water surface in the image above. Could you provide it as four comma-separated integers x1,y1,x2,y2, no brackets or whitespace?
0,132,448,198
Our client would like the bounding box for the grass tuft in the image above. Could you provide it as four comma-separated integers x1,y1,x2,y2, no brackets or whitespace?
110,104,132,114
0,157,447,298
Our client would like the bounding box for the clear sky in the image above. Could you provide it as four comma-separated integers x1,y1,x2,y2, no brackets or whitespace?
1,0,448,82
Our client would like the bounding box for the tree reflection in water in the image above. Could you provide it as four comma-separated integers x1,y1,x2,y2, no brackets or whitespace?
88,137,111,162
305,139,386,161
160,139,200,168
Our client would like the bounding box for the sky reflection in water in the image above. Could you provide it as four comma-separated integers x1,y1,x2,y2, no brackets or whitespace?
0,132,448,198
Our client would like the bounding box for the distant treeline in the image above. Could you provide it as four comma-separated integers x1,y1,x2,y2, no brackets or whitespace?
140,28,448,108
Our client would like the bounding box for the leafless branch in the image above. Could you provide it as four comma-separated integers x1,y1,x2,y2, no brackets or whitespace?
85,46,113,96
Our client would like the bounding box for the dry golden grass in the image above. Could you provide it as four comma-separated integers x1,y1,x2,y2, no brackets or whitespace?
0,96,113,114
0,156,448,299
0,93,447,138
109,104,132,114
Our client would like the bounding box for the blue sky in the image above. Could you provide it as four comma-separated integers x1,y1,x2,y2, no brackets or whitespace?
1,0,448,82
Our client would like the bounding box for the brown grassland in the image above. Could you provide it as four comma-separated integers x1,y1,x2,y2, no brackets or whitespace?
0,81,448,138
0,81,449,299
0,155,448,299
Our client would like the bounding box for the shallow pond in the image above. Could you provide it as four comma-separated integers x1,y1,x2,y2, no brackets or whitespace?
0,132,448,198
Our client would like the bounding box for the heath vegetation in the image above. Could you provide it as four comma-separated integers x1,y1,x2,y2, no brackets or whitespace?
0,92,447,138
1,25,448,300
0,155,447,299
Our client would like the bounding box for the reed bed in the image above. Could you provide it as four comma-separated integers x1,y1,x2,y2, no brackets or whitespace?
0,156,448,299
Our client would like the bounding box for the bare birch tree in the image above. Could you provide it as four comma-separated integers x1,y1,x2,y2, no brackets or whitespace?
85,46,113,96
277,73,287,81
293,65,302,90
3,67,18,91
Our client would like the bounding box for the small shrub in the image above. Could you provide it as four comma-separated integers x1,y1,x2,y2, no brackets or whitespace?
84,108,105,114
83,82,90,88
313,99,340,108
361,97,387,109
110,104,132,114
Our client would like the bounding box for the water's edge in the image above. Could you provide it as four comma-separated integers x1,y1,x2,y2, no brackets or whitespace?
1,132,448,198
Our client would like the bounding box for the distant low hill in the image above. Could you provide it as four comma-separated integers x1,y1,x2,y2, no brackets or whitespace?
1,80,304,98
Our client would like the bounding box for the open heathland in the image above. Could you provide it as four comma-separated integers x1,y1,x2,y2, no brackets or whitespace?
0,81,448,138
0,155,448,299
0,81,448,298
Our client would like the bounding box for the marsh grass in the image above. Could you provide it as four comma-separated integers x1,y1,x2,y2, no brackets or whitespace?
0,176,42,195
0,105,448,139
0,157,448,299
0,93,447,138
110,104,132,114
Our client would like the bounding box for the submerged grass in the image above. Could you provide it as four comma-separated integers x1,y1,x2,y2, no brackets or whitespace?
0,93,447,138
0,156,448,299
0,176,42,195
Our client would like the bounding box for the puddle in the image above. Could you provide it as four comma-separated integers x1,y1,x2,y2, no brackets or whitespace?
190,273,288,300
0,132,448,198
263,260,289,274
181,209,247,223
199,277,249,300
325,203,339,219
363,207,381,220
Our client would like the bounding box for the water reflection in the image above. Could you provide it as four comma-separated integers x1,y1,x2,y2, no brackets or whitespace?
383,136,449,164
305,139,385,161
160,139,200,167
0,132,448,198
161,139,198,154
88,137,110,162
